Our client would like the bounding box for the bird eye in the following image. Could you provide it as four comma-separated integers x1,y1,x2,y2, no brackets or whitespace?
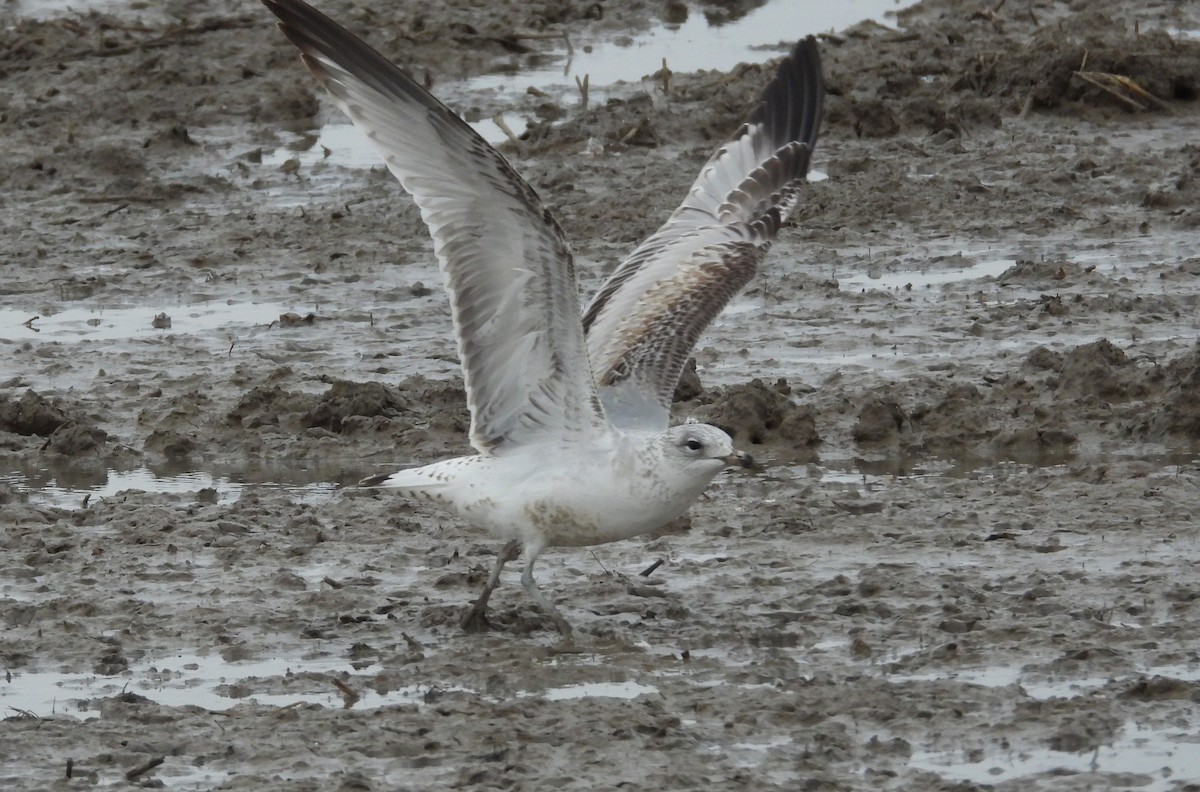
685,439,703,451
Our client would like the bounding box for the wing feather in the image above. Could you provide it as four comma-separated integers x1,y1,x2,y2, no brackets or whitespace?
583,37,824,429
262,0,606,453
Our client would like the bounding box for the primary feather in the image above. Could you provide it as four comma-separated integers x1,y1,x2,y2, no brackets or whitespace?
583,38,824,429
264,0,606,454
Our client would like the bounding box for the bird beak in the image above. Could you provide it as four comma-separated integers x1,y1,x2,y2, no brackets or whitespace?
724,450,755,469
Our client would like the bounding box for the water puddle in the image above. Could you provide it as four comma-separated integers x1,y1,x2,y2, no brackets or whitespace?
0,652,659,719
706,734,794,766
0,468,340,511
0,462,357,510
461,0,901,101
827,231,1190,296
837,257,1015,292
891,662,1200,701
1,653,412,718
10,0,127,17
0,302,286,343
264,0,907,165
911,721,1200,790
538,680,658,701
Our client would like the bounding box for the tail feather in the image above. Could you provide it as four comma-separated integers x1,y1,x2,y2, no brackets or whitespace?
358,457,479,502
359,467,441,489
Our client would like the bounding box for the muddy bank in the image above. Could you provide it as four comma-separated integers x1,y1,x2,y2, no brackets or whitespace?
3,0,1200,789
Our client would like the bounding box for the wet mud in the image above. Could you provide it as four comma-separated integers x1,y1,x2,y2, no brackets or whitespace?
3,0,1200,789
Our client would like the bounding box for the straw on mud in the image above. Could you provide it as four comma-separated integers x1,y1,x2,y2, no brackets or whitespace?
491,114,521,147
1073,70,1170,112
511,30,573,57
125,756,164,781
639,558,665,577
575,73,589,110
331,677,360,708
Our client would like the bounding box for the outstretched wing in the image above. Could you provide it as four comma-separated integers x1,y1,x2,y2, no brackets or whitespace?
582,37,824,429
263,0,606,453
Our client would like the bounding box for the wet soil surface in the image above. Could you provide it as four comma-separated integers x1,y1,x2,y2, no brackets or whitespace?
3,0,1200,789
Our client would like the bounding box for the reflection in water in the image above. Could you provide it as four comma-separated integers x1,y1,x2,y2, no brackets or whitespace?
0,302,286,343
0,651,662,720
0,461,359,509
911,720,1200,790
836,257,1016,292
264,0,906,160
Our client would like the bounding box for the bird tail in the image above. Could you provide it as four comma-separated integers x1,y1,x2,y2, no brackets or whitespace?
359,470,406,487
358,466,456,508
359,467,439,489
358,457,478,500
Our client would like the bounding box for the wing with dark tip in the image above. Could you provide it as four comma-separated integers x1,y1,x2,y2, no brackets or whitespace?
582,37,824,429
262,0,607,453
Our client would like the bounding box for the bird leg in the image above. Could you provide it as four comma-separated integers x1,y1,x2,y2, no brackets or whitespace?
460,539,520,633
520,548,574,638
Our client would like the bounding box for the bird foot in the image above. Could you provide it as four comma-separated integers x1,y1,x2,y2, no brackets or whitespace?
459,604,495,633
547,613,575,640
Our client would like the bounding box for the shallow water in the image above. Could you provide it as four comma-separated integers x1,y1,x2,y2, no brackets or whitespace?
0,651,662,720
263,0,907,162
0,466,341,509
9,0,123,16
0,461,355,509
0,302,286,344
2,653,431,717
891,662,1200,701
911,720,1200,790
8,645,1193,790
836,257,1016,292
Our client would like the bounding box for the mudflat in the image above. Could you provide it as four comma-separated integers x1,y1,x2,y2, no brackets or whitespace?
2,0,1199,789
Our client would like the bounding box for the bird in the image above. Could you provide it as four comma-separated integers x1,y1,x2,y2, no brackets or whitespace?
261,0,824,637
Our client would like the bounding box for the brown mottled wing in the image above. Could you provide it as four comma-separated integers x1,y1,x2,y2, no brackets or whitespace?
263,0,606,453
582,37,824,429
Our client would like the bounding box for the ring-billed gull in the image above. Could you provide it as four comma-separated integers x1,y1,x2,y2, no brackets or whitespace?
262,0,823,637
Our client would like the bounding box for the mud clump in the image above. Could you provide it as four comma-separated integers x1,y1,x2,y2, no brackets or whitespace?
853,398,909,447
900,378,1077,462
979,28,1200,112
1026,345,1064,372
687,379,819,457
1055,339,1148,402
998,259,1082,287
395,376,471,439
303,380,409,432
672,358,703,403
0,390,108,456
0,390,70,437
1130,342,1200,440
227,385,302,430
907,383,994,456
208,377,474,459
143,428,198,460
819,15,1200,142
44,422,108,456
898,338,1200,455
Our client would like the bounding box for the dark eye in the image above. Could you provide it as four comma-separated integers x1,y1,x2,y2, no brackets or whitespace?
685,439,703,451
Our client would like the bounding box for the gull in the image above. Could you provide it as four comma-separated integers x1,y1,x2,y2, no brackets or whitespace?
262,0,824,637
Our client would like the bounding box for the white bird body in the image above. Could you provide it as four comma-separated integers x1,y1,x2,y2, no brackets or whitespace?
375,425,733,549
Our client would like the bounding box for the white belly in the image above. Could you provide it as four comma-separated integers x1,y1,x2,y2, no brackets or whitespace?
443,443,709,548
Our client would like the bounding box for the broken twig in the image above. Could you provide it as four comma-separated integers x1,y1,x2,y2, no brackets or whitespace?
125,757,164,781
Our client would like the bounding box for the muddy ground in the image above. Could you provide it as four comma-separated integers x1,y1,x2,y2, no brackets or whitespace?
3,0,1200,788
